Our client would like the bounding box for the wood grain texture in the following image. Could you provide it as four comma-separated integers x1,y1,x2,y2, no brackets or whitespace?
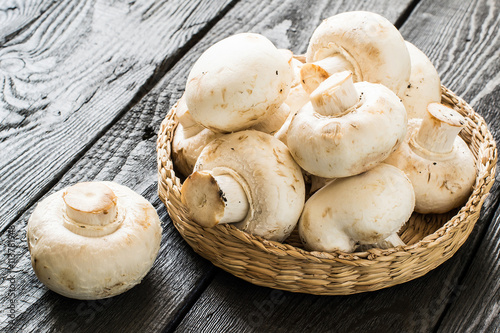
0,95,215,331
402,0,500,330
0,0,236,233
0,0,414,331
437,209,500,332
175,0,500,332
0,0,55,44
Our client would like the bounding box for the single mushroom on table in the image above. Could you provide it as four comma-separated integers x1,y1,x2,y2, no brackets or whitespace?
26,182,162,300
184,33,294,133
286,71,407,178
299,163,415,253
401,41,442,119
181,130,305,242
300,11,410,97
385,103,477,214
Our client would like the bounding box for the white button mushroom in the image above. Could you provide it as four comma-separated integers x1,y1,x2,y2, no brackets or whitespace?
172,97,221,177
299,164,415,253
300,11,411,97
286,71,407,178
184,33,294,132
27,182,162,300
284,56,310,114
181,130,305,242
401,41,442,119
385,103,477,214
250,103,291,135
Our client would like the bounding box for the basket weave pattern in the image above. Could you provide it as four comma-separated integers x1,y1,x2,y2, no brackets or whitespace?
156,86,496,295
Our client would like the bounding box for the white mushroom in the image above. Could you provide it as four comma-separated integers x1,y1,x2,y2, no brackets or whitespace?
284,56,310,114
385,103,476,214
300,11,410,97
251,103,291,135
184,33,294,132
181,130,305,242
286,71,407,178
27,182,162,300
299,164,415,252
171,97,222,177
402,41,441,119
172,123,221,177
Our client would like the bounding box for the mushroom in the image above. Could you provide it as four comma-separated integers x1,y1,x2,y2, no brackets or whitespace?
184,33,294,132
250,103,291,135
299,163,415,252
286,71,407,178
284,56,310,114
401,41,441,119
385,103,476,214
26,182,162,300
181,130,305,242
300,11,410,97
172,98,222,177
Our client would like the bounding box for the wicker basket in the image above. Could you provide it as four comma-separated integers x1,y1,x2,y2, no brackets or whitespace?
156,86,497,295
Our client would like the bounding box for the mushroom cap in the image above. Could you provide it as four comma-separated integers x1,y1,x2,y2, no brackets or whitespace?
287,81,407,178
193,130,305,241
172,122,221,177
185,33,294,132
402,41,441,119
305,11,410,97
27,181,162,300
384,119,476,213
299,164,415,252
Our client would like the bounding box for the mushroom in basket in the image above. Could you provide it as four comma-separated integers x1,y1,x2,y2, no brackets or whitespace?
27,182,162,300
300,11,410,98
299,163,415,252
181,130,305,242
286,71,407,178
385,103,477,214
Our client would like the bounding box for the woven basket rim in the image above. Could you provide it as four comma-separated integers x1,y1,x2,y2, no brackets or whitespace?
157,85,497,265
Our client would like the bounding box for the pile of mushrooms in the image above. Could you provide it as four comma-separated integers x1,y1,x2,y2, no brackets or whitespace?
174,11,477,253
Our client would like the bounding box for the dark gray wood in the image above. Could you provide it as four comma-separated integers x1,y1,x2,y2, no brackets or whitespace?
437,209,500,332
175,0,500,332
0,0,236,233
0,0,414,331
0,58,220,330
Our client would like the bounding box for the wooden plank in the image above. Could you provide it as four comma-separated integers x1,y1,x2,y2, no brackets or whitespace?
0,0,414,331
437,209,500,332
0,0,54,44
0,188,215,332
175,0,500,331
0,70,217,331
0,0,236,233
402,0,500,330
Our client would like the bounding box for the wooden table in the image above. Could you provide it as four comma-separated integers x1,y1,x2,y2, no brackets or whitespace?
1,0,499,331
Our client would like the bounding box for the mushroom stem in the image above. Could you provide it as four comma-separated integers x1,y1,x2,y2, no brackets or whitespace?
415,103,465,154
310,71,358,117
382,234,406,248
300,55,355,94
62,182,123,237
181,171,249,228
63,182,117,226
176,96,204,138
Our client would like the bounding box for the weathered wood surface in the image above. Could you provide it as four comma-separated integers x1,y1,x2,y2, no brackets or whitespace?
0,0,236,233
1,0,499,332
175,0,500,331
0,0,415,331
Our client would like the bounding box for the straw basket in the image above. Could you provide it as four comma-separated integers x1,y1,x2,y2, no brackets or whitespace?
156,86,496,295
